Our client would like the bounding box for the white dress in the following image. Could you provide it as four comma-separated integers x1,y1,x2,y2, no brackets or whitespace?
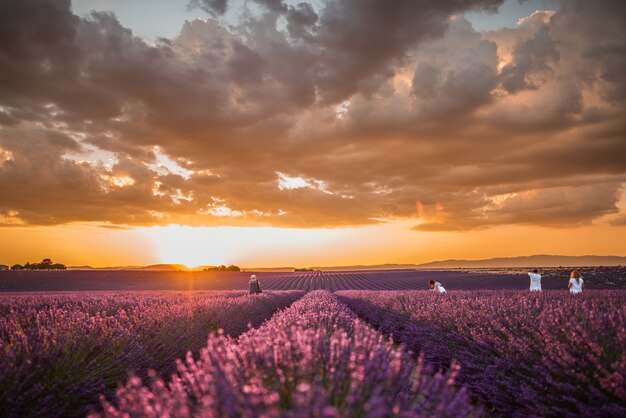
569,278,583,294
434,282,446,293
528,273,542,292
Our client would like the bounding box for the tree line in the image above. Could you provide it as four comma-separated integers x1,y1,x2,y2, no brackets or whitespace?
203,265,241,272
11,258,67,270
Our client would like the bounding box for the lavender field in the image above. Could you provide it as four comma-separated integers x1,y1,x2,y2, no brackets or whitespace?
94,291,476,418
338,290,626,417
2,267,624,292
0,291,303,417
1,281,624,417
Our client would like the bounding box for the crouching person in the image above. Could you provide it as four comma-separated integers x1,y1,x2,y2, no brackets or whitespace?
429,279,446,294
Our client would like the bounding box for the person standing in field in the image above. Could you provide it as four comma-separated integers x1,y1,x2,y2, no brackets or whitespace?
568,270,584,294
249,274,262,294
429,279,446,293
528,269,542,292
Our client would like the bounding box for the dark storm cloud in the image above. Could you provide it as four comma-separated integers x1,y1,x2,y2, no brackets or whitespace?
192,0,503,103
0,0,625,230
188,0,229,16
499,18,558,93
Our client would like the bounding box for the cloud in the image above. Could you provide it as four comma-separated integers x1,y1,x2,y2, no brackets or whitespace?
609,215,626,227
0,0,625,231
498,11,558,93
188,0,229,17
414,182,623,231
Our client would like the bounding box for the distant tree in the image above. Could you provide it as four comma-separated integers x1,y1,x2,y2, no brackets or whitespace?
295,268,314,272
12,259,66,270
204,265,241,272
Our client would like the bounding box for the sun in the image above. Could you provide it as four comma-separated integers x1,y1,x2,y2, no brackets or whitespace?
144,225,233,267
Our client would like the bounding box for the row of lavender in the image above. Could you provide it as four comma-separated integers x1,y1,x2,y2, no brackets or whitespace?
0,290,304,417
337,290,626,417
95,291,477,417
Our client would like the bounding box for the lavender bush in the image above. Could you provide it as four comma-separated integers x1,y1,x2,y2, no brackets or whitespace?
94,291,478,417
337,290,626,417
0,290,303,417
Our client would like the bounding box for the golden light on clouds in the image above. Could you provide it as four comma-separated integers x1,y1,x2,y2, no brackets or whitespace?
0,0,624,266
109,175,136,188
0,147,13,163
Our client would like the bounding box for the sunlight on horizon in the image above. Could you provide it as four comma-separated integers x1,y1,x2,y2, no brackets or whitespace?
144,224,350,268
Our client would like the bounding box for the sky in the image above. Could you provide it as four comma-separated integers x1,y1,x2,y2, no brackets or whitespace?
0,0,625,268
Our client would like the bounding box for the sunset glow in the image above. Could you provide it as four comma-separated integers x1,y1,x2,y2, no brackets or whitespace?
3,4,625,417
0,0,624,268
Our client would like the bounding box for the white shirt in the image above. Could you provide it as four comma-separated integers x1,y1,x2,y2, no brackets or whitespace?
432,282,446,293
528,273,542,291
569,278,583,294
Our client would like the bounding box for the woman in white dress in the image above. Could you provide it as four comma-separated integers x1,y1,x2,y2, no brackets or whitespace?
528,269,542,292
568,270,583,294
429,280,446,293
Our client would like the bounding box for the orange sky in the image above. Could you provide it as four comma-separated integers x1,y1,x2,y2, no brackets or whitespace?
1,1,625,267
1,221,624,268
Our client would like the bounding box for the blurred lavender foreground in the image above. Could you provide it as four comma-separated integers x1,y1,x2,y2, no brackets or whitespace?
94,291,477,418
0,291,304,417
338,290,626,417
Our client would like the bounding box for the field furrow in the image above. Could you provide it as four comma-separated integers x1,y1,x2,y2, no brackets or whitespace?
95,291,478,418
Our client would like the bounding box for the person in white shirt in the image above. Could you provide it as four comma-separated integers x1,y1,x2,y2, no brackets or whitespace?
528,269,542,292
429,280,446,293
568,270,583,294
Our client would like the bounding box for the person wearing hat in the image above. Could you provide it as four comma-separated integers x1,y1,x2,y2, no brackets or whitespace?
249,274,262,294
